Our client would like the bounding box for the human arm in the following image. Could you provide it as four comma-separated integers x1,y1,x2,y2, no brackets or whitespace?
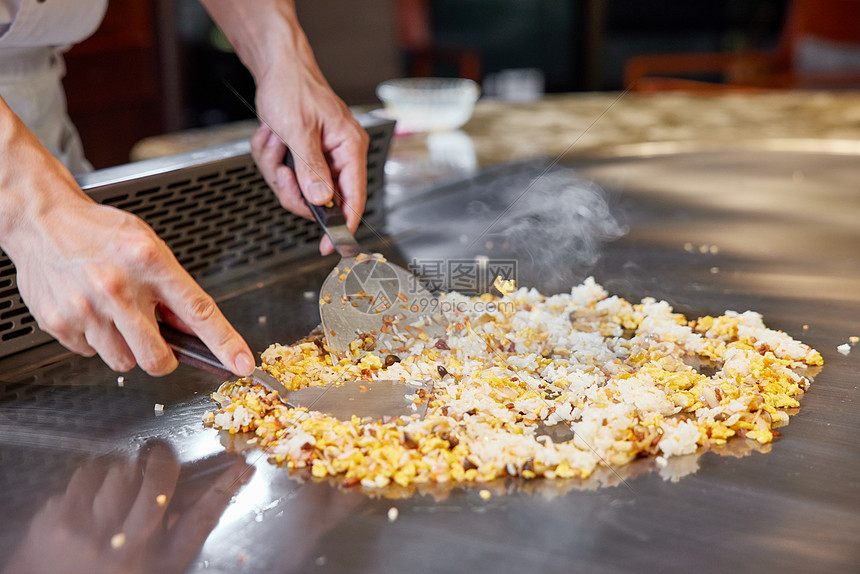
0,96,254,376
199,0,370,255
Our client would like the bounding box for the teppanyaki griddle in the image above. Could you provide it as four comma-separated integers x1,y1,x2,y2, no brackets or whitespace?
1,140,858,573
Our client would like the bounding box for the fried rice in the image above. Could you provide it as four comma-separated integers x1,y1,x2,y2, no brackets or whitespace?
203,277,822,489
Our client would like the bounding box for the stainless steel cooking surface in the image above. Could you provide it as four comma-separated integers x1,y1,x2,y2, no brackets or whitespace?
1,141,858,572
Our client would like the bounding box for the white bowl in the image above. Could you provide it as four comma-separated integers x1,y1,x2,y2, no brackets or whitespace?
376,78,480,133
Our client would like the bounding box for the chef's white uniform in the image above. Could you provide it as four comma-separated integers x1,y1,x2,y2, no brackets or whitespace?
0,0,107,173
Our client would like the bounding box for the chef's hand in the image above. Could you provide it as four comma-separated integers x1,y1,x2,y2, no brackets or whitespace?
201,0,369,256
0,98,255,377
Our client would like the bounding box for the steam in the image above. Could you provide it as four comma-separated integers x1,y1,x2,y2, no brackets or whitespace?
483,167,626,291
391,161,626,295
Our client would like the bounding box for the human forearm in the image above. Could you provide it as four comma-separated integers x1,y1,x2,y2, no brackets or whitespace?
198,0,369,255
0,96,91,257
199,0,317,83
0,96,254,377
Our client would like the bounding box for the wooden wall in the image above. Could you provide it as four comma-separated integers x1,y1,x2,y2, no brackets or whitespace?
63,0,167,169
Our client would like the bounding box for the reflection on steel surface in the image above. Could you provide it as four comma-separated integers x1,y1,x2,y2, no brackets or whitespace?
3,441,253,574
214,426,776,500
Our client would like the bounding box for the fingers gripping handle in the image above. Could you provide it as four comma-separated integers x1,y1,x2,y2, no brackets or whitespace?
158,322,234,380
160,322,296,407
284,149,362,258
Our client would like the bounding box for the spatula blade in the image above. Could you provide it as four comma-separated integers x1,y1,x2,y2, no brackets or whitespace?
319,254,445,356
287,379,434,420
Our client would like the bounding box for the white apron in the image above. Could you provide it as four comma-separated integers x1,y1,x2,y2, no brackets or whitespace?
0,0,108,174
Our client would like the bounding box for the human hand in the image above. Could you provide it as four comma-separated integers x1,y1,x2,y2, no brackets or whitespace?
2,442,254,574
251,67,369,255
17,199,254,377
200,0,369,256
0,110,255,377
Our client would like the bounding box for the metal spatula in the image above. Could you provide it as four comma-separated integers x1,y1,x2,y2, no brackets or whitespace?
287,150,445,358
159,323,433,420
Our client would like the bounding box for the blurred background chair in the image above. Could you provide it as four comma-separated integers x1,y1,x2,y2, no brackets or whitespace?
624,0,860,93
393,0,481,82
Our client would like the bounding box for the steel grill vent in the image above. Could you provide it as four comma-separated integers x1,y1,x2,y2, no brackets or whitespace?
99,163,322,279
0,257,38,347
0,114,394,358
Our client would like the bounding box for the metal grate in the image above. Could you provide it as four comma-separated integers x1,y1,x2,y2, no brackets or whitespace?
0,114,394,358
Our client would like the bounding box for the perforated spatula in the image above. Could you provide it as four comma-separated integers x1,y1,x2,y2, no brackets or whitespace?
286,150,445,358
